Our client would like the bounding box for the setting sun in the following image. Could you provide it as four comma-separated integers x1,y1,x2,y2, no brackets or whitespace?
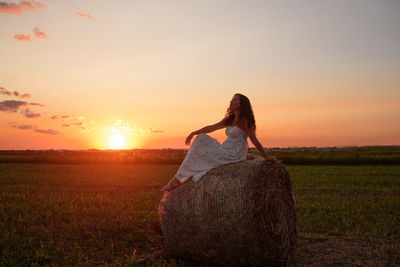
108,134,125,150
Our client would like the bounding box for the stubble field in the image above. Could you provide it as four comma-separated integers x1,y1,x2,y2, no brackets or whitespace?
0,153,399,266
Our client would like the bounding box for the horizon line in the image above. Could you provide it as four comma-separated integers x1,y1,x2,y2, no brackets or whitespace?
0,144,399,151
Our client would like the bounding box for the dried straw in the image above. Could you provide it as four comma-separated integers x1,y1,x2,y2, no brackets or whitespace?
157,156,297,266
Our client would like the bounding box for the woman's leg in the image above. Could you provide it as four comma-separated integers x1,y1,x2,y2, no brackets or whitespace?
161,137,200,192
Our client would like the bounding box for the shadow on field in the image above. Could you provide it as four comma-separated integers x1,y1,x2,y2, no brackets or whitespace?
143,216,399,266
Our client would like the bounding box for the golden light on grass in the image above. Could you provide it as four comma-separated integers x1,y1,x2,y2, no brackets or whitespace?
108,133,126,150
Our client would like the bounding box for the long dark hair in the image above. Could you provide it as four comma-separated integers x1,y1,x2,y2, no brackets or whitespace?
223,93,256,134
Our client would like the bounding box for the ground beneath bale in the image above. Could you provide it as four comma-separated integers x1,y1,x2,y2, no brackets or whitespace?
291,233,400,266
143,231,399,266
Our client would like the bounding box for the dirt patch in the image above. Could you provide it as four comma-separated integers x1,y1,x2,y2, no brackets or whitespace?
290,233,400,266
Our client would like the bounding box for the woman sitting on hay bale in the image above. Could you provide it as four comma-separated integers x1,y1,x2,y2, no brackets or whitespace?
162,93,279,191
158,95,297,265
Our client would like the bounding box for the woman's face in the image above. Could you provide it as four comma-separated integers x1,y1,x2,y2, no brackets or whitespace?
229,95,240,111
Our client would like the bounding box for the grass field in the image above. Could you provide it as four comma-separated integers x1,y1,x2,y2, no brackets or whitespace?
0,162,399,266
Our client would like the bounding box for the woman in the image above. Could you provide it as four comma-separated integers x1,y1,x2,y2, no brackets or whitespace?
161,93,279,192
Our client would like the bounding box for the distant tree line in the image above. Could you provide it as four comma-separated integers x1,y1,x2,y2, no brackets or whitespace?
0,146,399,165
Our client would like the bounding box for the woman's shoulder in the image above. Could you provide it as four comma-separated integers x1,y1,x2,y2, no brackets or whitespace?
238,118,248,127
240,118,255,132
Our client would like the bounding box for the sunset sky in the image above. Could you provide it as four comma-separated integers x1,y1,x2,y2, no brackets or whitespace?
1,0,399,150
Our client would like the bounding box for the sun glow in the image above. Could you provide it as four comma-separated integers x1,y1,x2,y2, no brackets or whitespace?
108,134,126,149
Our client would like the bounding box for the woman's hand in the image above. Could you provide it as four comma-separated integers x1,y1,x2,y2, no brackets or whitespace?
264,155,279,165
185,133,194,146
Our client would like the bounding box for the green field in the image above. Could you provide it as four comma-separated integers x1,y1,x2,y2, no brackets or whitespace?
1,163,399,266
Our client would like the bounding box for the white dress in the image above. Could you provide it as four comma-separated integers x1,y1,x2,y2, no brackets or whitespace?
174,125,249,183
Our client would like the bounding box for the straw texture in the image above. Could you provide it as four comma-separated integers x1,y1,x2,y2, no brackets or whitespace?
158,156,297,266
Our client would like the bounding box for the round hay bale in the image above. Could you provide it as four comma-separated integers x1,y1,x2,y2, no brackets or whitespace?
158,157,297,266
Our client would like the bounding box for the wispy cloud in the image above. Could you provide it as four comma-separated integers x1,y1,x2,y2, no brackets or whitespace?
2,88,160,137
9,121,61,135
13,34,31,41
75,11,92,19
0,87,31,98
21,107,40,118
100,120,164,136
12,27,49,42
49,113,92,131
2,86,93,135
29,102,44,106
70,119,88,131
0,0,44,15
32,26,48,39
34,128,60,135
9,122,36,130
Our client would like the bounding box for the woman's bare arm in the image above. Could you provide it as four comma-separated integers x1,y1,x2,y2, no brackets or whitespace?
190,118,227,135
242,119,274,160
185,118,227,145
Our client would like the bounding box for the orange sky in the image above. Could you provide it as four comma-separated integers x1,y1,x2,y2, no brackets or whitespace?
1,0,399,149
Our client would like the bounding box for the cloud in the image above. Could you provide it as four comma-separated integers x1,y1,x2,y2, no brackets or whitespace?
0,100,30,112
50,113,91,130
0,0,44,14
9,122,37,130
1,97,90,132
12,27,49,42
9,121,60,135
75,11,92,19
34,128,60,135
50,115,58,119
1,86,85,136
13,34,31,41
0,87,31,98
99,120,164,136
32,26,48,39
0,100,44,118
21,107,40,118
29,102,44,106
70,120,87,132
17,124,36,129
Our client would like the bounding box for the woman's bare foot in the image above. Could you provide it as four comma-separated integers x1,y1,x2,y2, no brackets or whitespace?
161,177,181,192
